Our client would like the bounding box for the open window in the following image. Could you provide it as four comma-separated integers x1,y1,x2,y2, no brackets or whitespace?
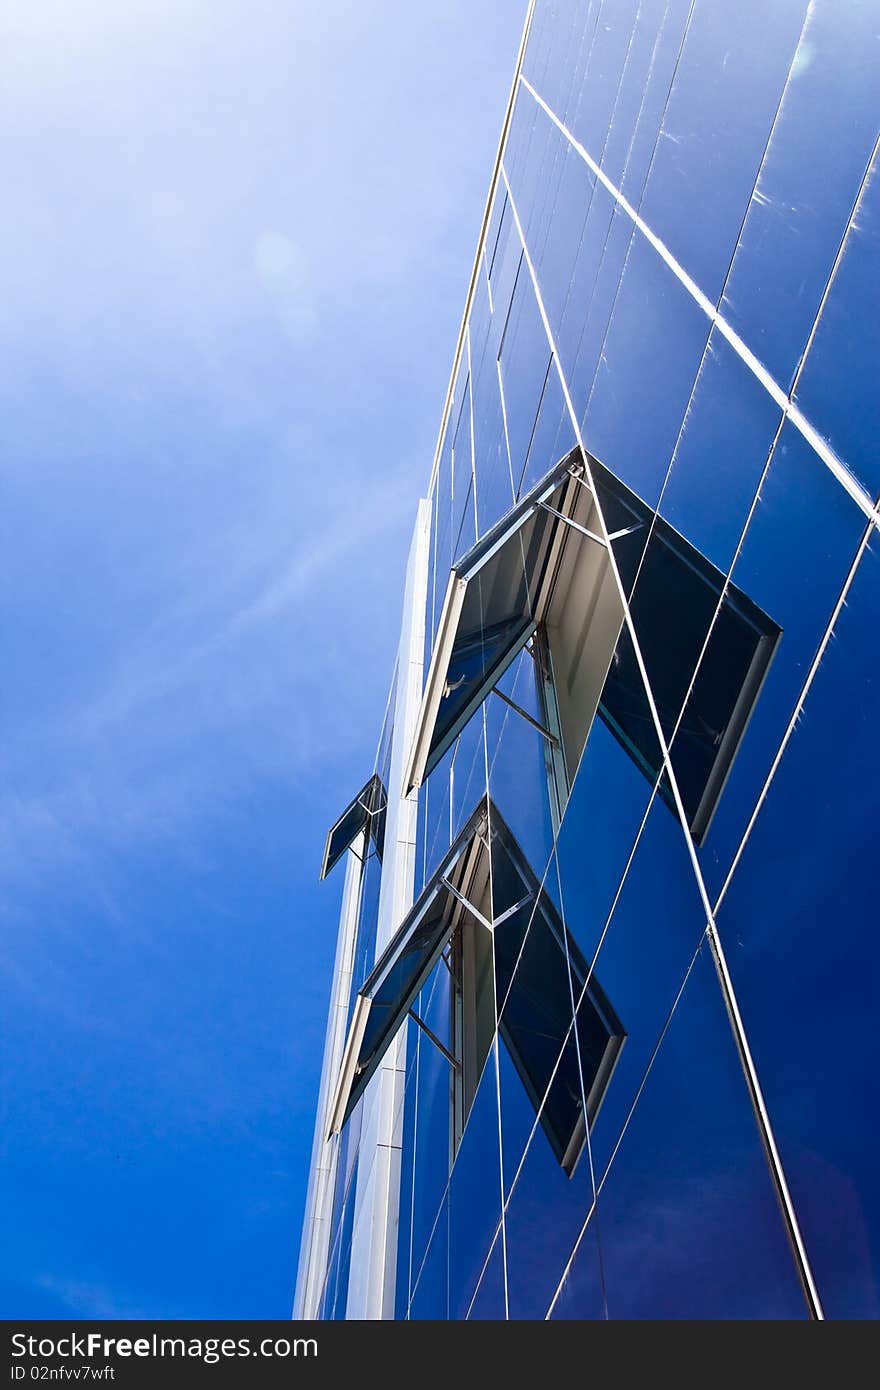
319,773,387,880
410,447,781,846
326,797,625,1178
406,448,626,815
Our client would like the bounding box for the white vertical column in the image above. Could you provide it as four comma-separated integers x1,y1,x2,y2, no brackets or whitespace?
345,497,432,1320
293,828,366,1318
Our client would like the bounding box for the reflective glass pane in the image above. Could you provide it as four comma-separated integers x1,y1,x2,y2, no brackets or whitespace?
580,232,711,508
657,328,784,573
408,1193,448,1320
409,963,453,1287
559,794,710,1184
637,0,808,302
449,1046,504,1319
715,538,880,1318
721,0,880,391
497,254,553,493
501,1039,596,1318
547,1222,606,1320
465,1227,506,1320
517,360,576,498
692,420,867,894
568,948,806,1318
486,646,556,875
792,144,880,500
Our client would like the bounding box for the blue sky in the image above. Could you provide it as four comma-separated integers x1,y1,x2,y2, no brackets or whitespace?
0,0,522,1318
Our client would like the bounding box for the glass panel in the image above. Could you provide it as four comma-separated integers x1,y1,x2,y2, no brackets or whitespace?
486,645,556,874
580,231,712,509
422,745,453,881
567,0,642,176
469,327,515,539
549,947,800,1318
501,1039,596,1319
791,141,880,500
600,0,692,194
451,718,486,840
591,946,806,1318
395,1020,418,1316
449,1046,504,1320
721,0,880,391
497,253,553,495
547,1222,607,1320
431,429,454,649
408,1193,449,1320
409,962,453,1290
657,328,784,573
465,1227,506,1320
451,369,474,554
636,0,808,303
486,200,523,365
517,359,576,498
715,538,880,1318
692,419,867,894
491,807,625,1177
559,793,710,1186
350,841,383,995
528,130,597,359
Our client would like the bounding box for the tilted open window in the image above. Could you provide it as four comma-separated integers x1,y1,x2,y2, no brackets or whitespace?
409,447,781,846
319,773,387,880
406,449,626,806
326,797,625,1178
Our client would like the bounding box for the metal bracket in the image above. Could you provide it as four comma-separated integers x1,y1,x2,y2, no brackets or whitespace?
538,500,606,547
492,685,560,747
439,876,494,932
409,1009,461,1072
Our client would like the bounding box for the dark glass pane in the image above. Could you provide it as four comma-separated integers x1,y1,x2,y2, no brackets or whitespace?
486,645,556,876
715,539,880,1318
580,231,711,508
721,0,880,392
449,1049,504,1319
657,329,784,573
693,420,867,893
465,1228,506,1320
593,947,806,1319
451,716,486,839
547,1222,607,1320
431,613,534,777
491,807,624,1176
563,794,710,1186
409,963,453,1290
792,146,880,501
408,1194,449,1320
497,253,553,494
517,359,576,498
501,1040,596,1319
593,459,781,841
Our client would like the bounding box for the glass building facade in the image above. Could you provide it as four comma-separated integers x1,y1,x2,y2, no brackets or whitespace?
297,0,880,1320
